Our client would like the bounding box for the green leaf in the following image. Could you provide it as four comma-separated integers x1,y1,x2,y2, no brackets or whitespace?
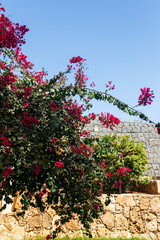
106,96,114,103
113,99,119,106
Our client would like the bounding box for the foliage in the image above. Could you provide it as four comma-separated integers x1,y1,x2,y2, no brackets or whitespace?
93,134,149,192
0,2,158,239
0,3,122,237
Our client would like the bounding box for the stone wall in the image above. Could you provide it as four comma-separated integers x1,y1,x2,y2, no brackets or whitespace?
85,121,160,177
0,194,160,240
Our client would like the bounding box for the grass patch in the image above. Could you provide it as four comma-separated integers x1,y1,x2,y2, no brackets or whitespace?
26,237,146,240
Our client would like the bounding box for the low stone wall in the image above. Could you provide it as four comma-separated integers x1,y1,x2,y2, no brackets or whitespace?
0,194,160,240
85,121,160,177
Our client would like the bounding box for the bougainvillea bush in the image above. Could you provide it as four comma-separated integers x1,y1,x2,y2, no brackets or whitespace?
0,4,123,237
93,134,149,193
0,3,159,239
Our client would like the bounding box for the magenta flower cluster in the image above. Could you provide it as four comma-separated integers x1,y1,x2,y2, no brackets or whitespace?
138,87,154,106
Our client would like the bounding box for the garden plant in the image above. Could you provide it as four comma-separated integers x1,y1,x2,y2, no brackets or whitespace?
94,134,149,193
0,3,159,239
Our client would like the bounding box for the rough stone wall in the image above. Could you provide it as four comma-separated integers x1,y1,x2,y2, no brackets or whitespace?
0,194,160,240
85,121,160,177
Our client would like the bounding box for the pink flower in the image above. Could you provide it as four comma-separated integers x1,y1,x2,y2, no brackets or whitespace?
22,113,39,127
119,153,123,158
38,192,44,198
90,82,95,87
25,103,29,107
50,137,55,143
80,130,89,137
102,162,106,168
105,81,115,90
0,61,6,69
46,235,52,240
69,56,84,63
2,166,13,178
54,161,63,168
156,123,160,134
99,188,103,196
107,172,114,178
0,7,5,12
5,148,11,152
70,143,93,157
116,167,132,176
33,164,41,175
38,188,47,198
94,204,99,211
79,168,84,176
98,112,120,129
48,102,60,111
4,102,10,108
89,112,96,120
114,181,121,188
138,87,154,106
11,85,17,92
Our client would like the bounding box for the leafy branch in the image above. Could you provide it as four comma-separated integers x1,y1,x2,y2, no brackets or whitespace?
85,87,156,125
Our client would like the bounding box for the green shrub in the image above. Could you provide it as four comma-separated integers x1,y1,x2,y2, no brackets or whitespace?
94,134,149,192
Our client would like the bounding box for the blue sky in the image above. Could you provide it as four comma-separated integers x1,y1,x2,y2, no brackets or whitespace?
2,0,160,123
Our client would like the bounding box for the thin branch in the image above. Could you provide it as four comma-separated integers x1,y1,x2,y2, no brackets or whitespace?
85,87,156,125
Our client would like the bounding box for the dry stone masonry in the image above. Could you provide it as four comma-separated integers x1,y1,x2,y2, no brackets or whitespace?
1,121,160,239
85,121,160,177
0,194,160,240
